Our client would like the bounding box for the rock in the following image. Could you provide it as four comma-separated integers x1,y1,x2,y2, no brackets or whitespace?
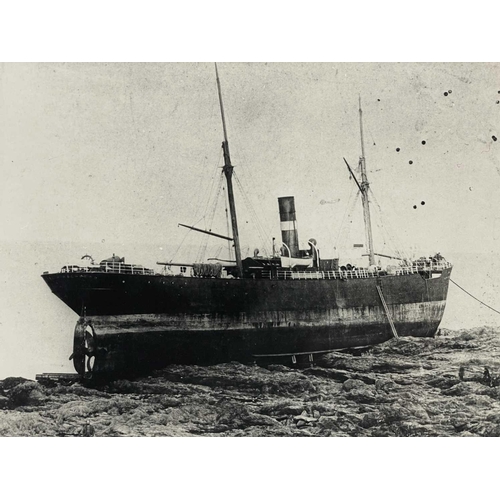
459,431,476,437
266,365,292,372
442,382,474,397
382,403,412,423
342,378,366,392
303,367,349,382
0,396,9,409
449,341,480,350
478,387,500,401
105,423,131,436
392,376,414,386
148,395,181,408
361,412,384,428
372,359,423,373
394,421,432,437
322,355,375,373
484,425,500,437
450,413,470,432
346,388,377,404
426,376,460,389
80,421,95,437
375,378,397,392
293,414,317,424
8,381,46,407
0,377,32,391
318,416,339,430
463,393,494,407
335,414,362,434
259,401,308,417
312,410,321,419
216,403,279,428
404,402,430,422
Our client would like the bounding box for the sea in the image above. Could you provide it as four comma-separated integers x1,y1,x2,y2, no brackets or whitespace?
1,240,500,380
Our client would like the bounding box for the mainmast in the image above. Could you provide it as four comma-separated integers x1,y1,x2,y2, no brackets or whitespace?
215,64,243,276
358,96,376,266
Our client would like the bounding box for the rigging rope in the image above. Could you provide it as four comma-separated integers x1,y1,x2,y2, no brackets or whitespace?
233,172,272,255
169,227,195,264
196,172,225,262
450,279,500,316
171,150,224,264
333,185,359,256
223,186,233,260
196,149,223,224
369,188,412,261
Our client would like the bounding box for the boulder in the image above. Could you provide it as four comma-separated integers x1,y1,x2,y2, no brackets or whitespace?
450,413,470,432
375,378,397,393
342,378,366,392
293,414,317,424
0,377,31,391
346,388,377,404
318,416,339,430
216,403,279,428
8,381,46,407
361,412,384,428
382,403,413,423
442,382,474,397
425,376,460,390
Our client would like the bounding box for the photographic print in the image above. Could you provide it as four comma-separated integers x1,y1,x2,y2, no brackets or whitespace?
1,62,499,438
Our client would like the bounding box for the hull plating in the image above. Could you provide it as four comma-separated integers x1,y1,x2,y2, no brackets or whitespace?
42,268,451,376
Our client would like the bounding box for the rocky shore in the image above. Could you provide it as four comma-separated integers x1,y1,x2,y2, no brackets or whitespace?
2,327,500,437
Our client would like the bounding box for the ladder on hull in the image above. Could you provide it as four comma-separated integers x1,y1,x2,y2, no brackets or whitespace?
376,285,399,340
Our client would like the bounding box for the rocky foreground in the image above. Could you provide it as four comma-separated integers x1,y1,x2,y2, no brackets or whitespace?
2,327,500,437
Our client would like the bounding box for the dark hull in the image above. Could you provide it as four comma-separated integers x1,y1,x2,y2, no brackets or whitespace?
42,267,452,377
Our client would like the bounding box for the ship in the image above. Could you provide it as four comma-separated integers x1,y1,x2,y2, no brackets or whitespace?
42,65,452,379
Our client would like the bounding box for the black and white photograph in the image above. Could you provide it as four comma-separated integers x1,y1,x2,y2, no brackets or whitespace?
1,63,500,436
2,60,499,439
0,3,498,498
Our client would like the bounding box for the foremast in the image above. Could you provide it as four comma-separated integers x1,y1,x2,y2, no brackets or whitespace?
358,96,376,266
215,63,243,276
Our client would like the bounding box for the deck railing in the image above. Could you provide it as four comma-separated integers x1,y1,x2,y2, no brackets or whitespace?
59,259,451,280
60,263,155,275
260,260,452,280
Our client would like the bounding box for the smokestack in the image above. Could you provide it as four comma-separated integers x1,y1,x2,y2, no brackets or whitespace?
278,196,300,257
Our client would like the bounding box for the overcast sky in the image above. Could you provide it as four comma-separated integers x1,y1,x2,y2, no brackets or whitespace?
1,62,499,261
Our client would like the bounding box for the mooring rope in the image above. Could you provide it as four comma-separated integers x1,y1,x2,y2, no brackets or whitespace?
450,279,500,316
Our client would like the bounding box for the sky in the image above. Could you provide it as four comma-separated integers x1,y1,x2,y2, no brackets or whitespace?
1,62,499,265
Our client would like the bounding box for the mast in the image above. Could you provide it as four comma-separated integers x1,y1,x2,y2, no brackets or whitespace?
358,96,376,266
215,63,243,276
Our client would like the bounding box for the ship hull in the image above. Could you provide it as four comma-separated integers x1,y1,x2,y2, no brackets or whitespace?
42,267,451,377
